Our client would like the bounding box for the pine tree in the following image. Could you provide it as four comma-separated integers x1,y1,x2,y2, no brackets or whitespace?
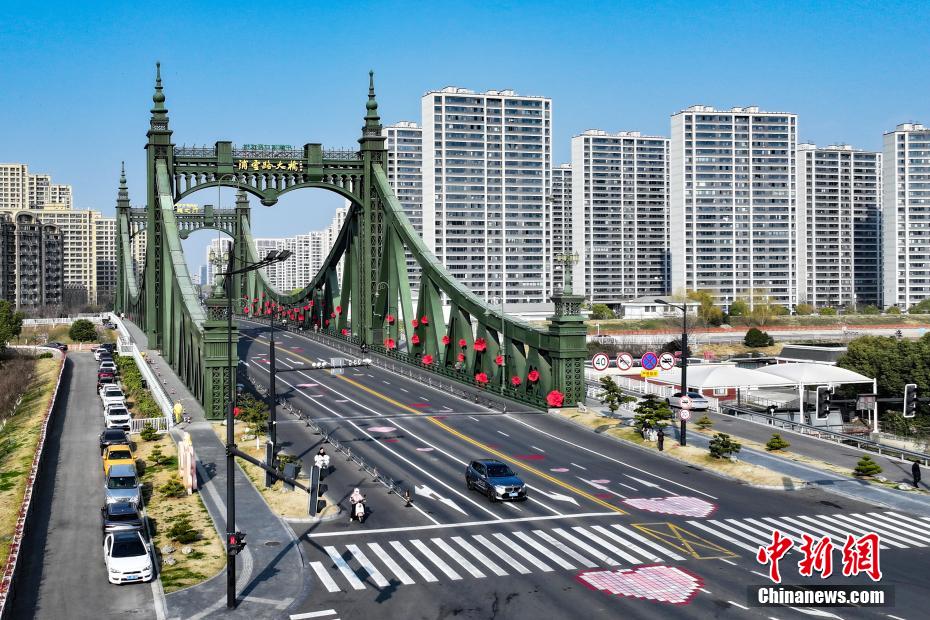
709,433,741,459
599,376,635,415
765,433,791,451
695,414,713,430
853,455,882,477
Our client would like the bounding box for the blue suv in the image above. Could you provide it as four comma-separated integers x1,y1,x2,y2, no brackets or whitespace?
465,459,527,502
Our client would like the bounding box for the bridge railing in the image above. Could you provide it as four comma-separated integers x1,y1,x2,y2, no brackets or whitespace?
110,314,174,433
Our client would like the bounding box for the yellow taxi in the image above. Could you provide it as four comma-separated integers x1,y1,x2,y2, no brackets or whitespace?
102,444,135,472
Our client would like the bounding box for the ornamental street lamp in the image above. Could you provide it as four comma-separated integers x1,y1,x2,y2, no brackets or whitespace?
655,298,688,447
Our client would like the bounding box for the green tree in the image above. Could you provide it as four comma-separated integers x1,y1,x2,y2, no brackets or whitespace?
590,304,614,320
237,393,269,434
853,455,882,477
765,433,791,451
909,298,930,314
68,319,97,342
886,306,902,315
633,394,673,431
795,303,814,316
709,433,742,459
837,335,930,414
688,290,724,326
695,414,713,430
744,327,774,348
598,376,635,415
728,299,750,317
861,305,881,315
140,423,158,441
0,301,25,351
772,305,790,316
819,307,837,316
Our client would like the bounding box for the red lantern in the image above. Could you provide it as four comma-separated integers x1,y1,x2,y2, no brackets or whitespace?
309,300,314,307
441,335,450,346
386,313,395,324
298,314,304,321
528,369,540,382
421,316,429,325
341,328,349,336
261,292,265,297
335,305,342,314
243,307,250,314
458,338,467,348
474,337,487,352
495,354,504,366
546,390,565,408
325,319,330,326
421,354,434,365
265,309,271,315
253,298,259,303
330,312,336,318
411,318,419,328
475,372,489,385
411,334,420,345
511,376,522,387
457,353,465,362
385,338,396,349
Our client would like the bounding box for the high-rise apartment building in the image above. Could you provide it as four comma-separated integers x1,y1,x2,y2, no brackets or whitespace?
550,163,572,288
384,122,423,289
421,87,552,308
797,144,882,308
95,216,118,307
0,164,30,211
670,106,798,308
883,123,930,309
571,130,669,306
0,211,63,309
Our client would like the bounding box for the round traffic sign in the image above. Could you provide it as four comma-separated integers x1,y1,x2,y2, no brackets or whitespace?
659,352,675,371
679,409,692,421
679,395,693,410
641,351,659,371
592,353,610,371
616,352,633,371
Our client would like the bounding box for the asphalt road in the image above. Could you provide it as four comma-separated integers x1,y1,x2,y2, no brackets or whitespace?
10,352,158,620
238,321,930,620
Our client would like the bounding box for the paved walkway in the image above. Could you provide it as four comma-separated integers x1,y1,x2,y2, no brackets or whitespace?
123,320,309,620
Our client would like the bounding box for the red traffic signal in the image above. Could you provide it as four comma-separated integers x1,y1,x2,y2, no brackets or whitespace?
227,531,247,555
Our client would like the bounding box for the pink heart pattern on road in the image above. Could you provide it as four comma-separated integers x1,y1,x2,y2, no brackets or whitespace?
622,496,715,518
577,565,702,605
368,426,397,433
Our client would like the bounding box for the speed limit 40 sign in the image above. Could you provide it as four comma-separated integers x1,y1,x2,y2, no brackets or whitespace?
591,353,610,371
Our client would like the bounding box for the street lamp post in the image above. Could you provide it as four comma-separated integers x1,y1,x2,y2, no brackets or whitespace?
655,298,688,446
219,247,290,609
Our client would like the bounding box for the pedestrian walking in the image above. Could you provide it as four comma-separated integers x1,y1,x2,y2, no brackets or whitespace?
657,428,665,451
913,461,922,488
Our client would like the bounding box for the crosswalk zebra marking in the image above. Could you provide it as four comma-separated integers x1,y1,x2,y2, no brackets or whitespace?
309,561,341,593
492,532,554,572
592,525,661,563
685,520,760,554
820,514,910,548
792,515,891,550
366,542,415,585
473,534,531,574
868,512,930,544
743,518,802,546
532,530,599,568
886,511,930,537
451,536,508,576
552,528,620,566
410,539,462,580
389,540,438,582
512,531,576,570
610,523,687,561
759,517,821,550
572,526,643,565
345,544,390,588
704,519,771,549
431,538,485,578
324,546,366,590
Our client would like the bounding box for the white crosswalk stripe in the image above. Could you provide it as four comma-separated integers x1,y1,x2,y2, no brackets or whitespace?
324,546,366,590
552,527,620,565
609,523,687,561
410,539,462,580
685,520,762,554
492,532,553,572
451,536,508,576
432,538,485,578
473,534,531,574
367,542,415,585
816,514,906,548
531,530,598,568
389,540,438,582
346,544,390,588
571,526,642,564
308,561,341,593
868,512,930,544
592,525,661,563
512,531,576,569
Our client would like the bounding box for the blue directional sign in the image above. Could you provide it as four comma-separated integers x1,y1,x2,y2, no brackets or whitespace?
641,351,659,371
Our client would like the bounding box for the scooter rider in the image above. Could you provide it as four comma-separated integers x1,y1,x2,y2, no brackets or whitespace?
349,488,366,523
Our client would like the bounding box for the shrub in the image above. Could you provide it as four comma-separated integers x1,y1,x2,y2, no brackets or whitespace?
590,303,614,320
909,298,930,314
633,394,673,430
766,433,791,451
68,319,98,342
36,352,53,359
886,306,901,315
159,476,187,498
728,300,749,317
166,515,198,543
853,455,882,477
599,376,635,415
795,303,813,316
861,305,881,315
709,433,741,459
819,307,838,316
140,423,158,441
772,305,790,316
744,327,774,348
695,414,713,430
149,445,165,466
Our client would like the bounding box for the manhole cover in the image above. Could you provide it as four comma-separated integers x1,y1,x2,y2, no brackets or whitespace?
265,541,282,547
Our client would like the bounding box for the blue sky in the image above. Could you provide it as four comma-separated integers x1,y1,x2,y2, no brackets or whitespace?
2,0,929,264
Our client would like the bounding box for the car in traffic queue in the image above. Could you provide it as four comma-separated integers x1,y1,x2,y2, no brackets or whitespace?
100,501,145,537
102,444,135,472
100,385,126,409
104,404,131,430
98,360,118,375
103,530,153,584
465,459,527,502
99,428,130,453
105,464,141,507
666,391,710,411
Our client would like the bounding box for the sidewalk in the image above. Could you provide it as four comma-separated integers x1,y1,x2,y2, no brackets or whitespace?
593,401,930,516
123,320,308,620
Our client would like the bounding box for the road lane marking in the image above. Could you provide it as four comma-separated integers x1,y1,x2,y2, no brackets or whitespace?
366,542,415,585
450,536,507,576
324,546,365,590
389,540,438,582
571,463,587,470
468,416,479,422
472,535,530,574
571,526,642,564
592,525,661,563
551,528,618,565
410,539,462,580
728,601,750,611
431,538,485,578
512,531,575,569
345,544,390,588
532,530,598,567
497,431,510,437
290,609,338,619
610,524,686,561
530,445,545,452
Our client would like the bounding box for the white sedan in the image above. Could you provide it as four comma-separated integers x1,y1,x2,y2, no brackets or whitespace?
666,391,710,411
103,530,153,584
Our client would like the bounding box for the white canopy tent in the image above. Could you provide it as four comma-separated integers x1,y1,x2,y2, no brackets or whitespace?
652,365,797,390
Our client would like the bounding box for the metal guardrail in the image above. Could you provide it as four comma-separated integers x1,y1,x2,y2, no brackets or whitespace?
587,373,722,412
110,315,174,433
721,404,930,466
130,417,170,433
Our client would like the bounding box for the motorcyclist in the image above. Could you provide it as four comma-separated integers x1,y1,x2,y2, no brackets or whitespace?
349,488,366,523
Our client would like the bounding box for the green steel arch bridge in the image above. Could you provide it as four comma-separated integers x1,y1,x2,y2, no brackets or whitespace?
115,64,587,419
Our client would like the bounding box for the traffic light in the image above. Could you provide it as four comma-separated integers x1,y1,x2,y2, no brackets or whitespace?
904,383,918,418
227,531,247,555
767,405,777,416
816,386,833,419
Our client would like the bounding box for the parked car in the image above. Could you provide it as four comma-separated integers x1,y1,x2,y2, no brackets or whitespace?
99,383,123,400
100,386,126,408
94,347,114,361
99,360,118,374
99,428,130,453
100,501,145,536
104,405,131,430
103,530,153,584
44,342,68,351
105,464,141,507
465,459,527,502
102,444,135,471
666,391,710,411
97,373,117,390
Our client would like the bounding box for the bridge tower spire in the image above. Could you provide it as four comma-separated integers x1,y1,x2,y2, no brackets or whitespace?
115,162,130,312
